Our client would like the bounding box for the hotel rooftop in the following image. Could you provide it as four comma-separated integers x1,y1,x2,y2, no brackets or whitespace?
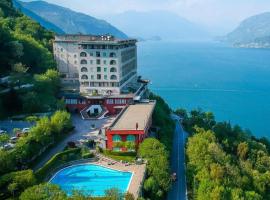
110,101,156,131
54,34,137,44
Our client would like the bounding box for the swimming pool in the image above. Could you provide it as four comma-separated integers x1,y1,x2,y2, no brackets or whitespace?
50,164,132,196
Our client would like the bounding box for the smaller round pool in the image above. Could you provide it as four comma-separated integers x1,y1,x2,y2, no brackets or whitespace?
50,164,132,196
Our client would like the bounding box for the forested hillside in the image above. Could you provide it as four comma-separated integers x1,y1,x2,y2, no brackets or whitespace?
176,109,270,200
224,12,270,48
0,0,61,118
15,0,128,38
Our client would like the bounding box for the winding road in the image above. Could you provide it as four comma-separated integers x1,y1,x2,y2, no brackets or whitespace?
167,114,188,200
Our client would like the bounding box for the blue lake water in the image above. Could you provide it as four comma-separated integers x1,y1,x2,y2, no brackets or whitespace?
50,164,132,196
137,41,270,138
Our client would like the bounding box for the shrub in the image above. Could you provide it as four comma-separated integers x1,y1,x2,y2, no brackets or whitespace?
138,138,171,199
19,183,67,200
35,148,81,181
0,170,36,199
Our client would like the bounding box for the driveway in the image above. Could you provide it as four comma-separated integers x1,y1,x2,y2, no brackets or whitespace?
167,114,188,200
33,114,116,171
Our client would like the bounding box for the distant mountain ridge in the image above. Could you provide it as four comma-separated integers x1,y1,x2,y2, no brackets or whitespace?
13,0,64,34
224,12,270,48
14,0,128,38
105,11,210,41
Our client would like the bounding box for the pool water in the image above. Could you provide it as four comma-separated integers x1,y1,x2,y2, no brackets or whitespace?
50,164,132,196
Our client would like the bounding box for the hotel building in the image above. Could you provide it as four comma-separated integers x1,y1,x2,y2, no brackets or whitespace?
53,34,156,151
53,34,150,118
53,35,138,96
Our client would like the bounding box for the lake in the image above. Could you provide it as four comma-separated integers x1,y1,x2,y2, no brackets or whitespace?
137,41,270,138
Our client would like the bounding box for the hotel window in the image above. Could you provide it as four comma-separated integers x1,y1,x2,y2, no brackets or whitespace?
90,52,94,56
110,67,117,72
96,51,100,57
103,60,107,64
81,75,88,80
80,52,87,57
104,67,107,72
115,99,126,104
127,135,135,142
104,75,108,80
65,99,77,104
110,75,117,80
97,74,101,80
106,99,114,104
81,59,87,64
81,67,88,72
91,75,94,80
81,82,89,87
96,59,101,65
113,135,121,142
110,60,117,65
97,67,101,72
103,52,107,57
110,52,116,57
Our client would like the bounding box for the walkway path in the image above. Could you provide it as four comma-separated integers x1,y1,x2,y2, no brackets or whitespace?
167,114,188,200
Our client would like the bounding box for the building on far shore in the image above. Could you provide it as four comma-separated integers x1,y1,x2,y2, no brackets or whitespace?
54,34,150,118
106,101,156,151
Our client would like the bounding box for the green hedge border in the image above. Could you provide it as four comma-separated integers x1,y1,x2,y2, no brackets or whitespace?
35,148,81,181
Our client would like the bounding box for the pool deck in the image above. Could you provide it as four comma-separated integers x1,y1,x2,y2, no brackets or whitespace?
92,155,146,199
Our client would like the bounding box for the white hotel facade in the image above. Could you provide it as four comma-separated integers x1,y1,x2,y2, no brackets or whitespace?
53,35,138,96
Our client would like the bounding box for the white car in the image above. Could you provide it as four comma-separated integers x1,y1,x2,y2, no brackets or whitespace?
0,129,7,134
3,143,15,150
22,128,30,133
10,137,18,143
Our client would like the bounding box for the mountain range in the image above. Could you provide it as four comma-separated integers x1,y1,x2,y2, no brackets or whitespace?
105,11,210,41
13,0,128,38
13,0,64,34
14,1,210,41
224,12,270,48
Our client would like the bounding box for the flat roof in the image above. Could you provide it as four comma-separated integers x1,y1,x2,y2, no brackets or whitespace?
54,34,137,44
111,101,156,131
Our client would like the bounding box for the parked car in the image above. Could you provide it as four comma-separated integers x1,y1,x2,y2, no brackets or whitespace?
10,136,18,143
3,143,15,150
22,128,30,133
0,128,7,134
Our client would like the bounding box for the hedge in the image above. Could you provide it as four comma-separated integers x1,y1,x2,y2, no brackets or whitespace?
35,148,82,181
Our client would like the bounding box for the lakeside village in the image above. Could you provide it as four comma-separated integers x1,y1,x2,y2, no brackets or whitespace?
0,34,175,199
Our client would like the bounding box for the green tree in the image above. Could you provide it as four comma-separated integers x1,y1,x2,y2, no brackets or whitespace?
104,188,123,200
125,192,135,200
19,183,67,200
0,133,9,145
0,170,36,198
237,142,249,160
50,110,72,134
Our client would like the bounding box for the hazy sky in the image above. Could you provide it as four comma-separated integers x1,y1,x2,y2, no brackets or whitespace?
23,0,270,32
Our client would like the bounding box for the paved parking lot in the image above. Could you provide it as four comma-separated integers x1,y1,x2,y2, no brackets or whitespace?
0,120,33,136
